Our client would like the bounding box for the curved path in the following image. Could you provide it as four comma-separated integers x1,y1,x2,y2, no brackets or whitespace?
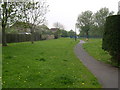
74,40,118,88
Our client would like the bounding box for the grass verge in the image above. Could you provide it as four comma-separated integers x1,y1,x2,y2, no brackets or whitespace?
0,45,2,89
82,38,118,67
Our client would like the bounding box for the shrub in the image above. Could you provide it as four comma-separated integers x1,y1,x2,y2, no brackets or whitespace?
102,15,120,64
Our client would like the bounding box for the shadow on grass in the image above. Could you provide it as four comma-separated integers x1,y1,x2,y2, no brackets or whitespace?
54,74,75,85
36,58,46,61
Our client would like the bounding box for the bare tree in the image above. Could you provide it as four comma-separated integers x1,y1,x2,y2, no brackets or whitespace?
53,22,65,30
20,1,49,44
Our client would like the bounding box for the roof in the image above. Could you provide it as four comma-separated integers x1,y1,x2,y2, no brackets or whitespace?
50,28,59,31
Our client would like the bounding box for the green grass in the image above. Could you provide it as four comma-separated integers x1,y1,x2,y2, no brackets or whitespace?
2,38,101,88
0,45,2,89
82,38,118,66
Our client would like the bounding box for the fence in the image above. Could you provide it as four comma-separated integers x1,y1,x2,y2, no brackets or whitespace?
6,33,54,43
78,36,102,38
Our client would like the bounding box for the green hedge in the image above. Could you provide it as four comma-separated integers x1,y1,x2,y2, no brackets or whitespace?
102,15,120,63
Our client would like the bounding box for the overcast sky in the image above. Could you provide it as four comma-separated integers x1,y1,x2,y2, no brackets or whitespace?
45,0,119,33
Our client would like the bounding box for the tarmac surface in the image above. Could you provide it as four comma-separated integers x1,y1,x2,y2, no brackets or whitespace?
74,40,119,88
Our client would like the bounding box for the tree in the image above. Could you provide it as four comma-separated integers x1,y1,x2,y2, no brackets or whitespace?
0,1,31,46
7,21,30,34
94,7,114,36
68,29,75,38
53,22,65,39
60,30,68,37
53,22,65,30
1,2,19,46
76,10,94,39
35,24,50,35
117,11,120,15
88,25,101,37
19,1,49,44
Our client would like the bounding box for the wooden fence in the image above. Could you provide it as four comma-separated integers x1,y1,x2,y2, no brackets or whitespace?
6,33,54,43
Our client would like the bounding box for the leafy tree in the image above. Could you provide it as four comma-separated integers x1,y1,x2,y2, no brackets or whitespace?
76,10,94,39
60,30,68,37
1,1,48,45
1,2,20,46
88,25,101,37
7,21,30,34
35,24,50,35
94,7,114,36
79,30,86,36
68,29,75,38
0,1,32,46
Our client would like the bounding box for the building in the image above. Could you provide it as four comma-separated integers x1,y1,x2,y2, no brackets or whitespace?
10,21,31,33
50,28,59,33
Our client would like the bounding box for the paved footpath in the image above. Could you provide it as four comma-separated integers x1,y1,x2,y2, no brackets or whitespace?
74,40,119,88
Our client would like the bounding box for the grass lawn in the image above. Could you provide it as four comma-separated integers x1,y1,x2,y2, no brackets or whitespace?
0,46,2,89
2,38,101,88
82,38,118,67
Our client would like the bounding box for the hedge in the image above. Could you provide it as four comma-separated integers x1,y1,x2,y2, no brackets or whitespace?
102,15,120,63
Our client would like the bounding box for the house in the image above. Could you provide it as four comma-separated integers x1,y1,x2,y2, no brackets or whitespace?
9,21,31,33
50,28,59,33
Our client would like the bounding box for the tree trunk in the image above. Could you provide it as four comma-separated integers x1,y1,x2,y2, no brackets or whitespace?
75,32,77,41
86,31,89,38
86,31,89,41
2,25,7,46
2,2,8,46
30,28,34,44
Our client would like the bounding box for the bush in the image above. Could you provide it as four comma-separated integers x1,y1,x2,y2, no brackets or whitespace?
102,15,120,64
